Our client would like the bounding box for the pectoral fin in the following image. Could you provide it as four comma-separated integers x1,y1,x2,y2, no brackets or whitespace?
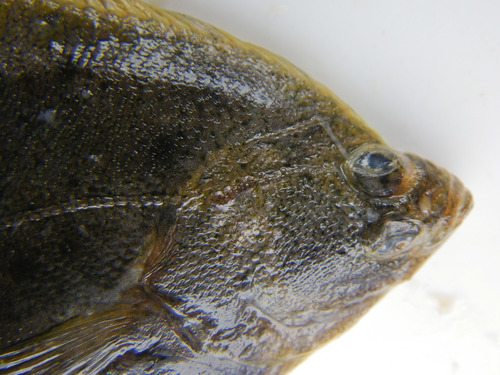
0,298,196,375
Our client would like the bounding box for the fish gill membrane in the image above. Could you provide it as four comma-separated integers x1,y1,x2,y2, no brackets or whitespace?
0,0,472,374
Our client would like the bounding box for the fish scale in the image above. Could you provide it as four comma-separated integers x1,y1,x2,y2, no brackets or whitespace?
0,0,471,373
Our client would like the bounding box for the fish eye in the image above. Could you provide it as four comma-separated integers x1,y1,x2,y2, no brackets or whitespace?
345,145,405,197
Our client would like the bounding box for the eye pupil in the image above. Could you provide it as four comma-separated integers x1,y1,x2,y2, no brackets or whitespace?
353,149,400,178
366,152,392,170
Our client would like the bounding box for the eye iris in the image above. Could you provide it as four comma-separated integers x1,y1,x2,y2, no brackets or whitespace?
346,145,405,197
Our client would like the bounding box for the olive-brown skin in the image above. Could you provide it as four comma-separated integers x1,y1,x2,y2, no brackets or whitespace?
0,0,471,374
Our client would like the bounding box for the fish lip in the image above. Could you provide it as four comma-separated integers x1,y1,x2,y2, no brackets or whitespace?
364,218,424,261
422,174,473,250
446,175,474,229
364,173,473,262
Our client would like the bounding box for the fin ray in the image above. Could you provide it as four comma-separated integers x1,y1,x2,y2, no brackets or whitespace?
0,306,162,375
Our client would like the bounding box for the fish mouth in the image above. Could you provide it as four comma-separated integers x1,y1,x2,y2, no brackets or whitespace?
366,171,473,262
444,174,473,230
367,219,423,261
424,174,473,250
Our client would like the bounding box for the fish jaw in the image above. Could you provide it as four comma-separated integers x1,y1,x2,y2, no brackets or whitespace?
351,147,472,263
425,172,473,248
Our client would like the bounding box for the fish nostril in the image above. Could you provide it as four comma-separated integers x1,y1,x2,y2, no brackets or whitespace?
418,184,446,218
418,194,432,215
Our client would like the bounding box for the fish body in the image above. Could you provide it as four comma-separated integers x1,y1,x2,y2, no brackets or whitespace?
0,0,472,374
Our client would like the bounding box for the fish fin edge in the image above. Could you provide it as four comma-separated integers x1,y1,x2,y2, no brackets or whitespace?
0,301,172,375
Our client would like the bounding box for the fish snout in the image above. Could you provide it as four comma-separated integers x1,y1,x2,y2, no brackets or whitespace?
423,173,473,249
445,174,473,230
365,157,473,262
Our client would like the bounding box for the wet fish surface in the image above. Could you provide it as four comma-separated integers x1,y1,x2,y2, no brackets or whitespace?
0,0,472,374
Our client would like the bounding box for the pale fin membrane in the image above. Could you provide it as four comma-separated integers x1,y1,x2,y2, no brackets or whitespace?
0,300,192,375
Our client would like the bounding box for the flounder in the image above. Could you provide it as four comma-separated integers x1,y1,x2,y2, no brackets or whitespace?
0,0,472,374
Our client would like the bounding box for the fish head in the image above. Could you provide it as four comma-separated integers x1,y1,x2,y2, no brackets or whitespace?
149,103,473,362
171,119,473,325
342,143,473,264
217,129,474,354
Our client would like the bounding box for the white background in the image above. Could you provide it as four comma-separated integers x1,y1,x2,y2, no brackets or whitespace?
151,1,499,373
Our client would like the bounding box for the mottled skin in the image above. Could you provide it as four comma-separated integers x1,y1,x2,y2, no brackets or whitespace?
0,0,472,374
